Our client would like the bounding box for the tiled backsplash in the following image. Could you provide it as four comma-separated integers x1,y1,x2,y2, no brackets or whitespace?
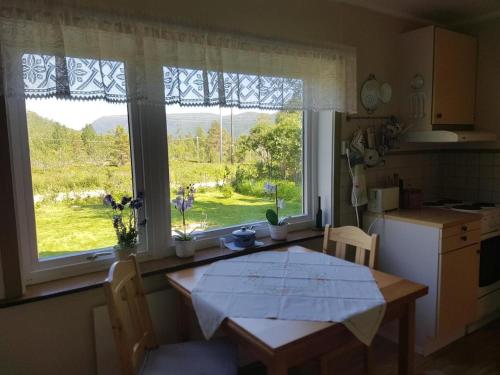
439,151,500,203
339,150,500,226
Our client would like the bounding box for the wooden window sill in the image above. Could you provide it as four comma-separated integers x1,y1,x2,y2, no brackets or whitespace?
0,229,323,308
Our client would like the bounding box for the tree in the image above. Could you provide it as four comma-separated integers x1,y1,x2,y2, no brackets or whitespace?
81,124,97,161
236,111,302,180
206,121,231,163
109,125,130,166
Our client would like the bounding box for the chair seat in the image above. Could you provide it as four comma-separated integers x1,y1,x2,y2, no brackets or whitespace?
140,338,238,375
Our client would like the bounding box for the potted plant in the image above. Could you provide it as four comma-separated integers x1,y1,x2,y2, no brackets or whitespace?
104,193,144,260
172,184,198,258
264,182,289,240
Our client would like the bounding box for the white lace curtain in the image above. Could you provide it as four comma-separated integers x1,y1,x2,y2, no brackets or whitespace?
0,0,357,112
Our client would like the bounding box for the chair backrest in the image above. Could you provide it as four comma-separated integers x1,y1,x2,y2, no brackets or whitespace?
104,255,158,375
322,225,379,269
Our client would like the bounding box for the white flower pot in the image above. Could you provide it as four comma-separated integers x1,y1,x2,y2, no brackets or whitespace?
175,239,196,258
268,223,288,241
113,244,137,261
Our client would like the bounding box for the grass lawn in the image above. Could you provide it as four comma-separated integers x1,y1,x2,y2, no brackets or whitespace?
35,190,302,258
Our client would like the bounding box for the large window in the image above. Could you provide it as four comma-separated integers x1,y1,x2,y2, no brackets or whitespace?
166,105,305,234
8,55,314,284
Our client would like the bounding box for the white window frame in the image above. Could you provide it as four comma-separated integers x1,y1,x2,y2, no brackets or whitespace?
6,51,318,284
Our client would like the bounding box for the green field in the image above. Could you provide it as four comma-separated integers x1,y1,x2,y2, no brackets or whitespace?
36,190,302,258
27,109,304,258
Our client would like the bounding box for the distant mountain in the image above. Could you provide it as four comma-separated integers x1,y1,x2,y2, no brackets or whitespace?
91,112,277,138
27,111,78,137
91,115,129,135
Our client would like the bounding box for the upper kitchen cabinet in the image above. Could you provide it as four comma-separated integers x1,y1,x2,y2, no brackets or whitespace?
433,28,477,126
399,26,478,132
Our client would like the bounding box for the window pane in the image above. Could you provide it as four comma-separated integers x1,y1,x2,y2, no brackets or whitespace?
166,105,304,234
25,98,133,258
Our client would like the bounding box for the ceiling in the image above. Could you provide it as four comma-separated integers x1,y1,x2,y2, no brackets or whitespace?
333,0,500,25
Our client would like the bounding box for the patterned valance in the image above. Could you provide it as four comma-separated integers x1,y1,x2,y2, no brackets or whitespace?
23,54,127,102
163,67,303,109
0,0,357,112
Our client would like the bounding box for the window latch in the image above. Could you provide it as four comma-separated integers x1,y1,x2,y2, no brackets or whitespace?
86,252,112,261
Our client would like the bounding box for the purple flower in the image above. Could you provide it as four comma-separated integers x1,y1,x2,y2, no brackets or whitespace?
121,196,132,205
117,203,124,211
103,194,114,206
264,182,276,194
112,215,122,228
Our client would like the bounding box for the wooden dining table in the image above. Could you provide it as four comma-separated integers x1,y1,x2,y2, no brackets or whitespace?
166,245,428,375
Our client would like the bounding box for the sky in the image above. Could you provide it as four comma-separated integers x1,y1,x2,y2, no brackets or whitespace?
25,99,275,130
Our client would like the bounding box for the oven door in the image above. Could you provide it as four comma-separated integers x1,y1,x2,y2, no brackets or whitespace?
479,233,500,288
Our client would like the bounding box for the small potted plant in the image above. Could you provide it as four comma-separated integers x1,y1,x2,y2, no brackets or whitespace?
172,184,198,258
264,182,289,240
104,193,144,260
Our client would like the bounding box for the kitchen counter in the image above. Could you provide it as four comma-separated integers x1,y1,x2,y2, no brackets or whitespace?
365,208,481,228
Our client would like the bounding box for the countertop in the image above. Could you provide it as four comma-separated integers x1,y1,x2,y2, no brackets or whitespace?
364,208,482,228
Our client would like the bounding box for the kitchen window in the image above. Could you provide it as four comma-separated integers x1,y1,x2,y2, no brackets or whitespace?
7,54,314,284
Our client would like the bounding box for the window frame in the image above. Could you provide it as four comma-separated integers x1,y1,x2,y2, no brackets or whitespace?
6,51,318,285
164,109,316,251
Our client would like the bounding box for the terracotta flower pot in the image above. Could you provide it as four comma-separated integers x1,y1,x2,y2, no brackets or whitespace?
175,239,195,258
268,223,288,241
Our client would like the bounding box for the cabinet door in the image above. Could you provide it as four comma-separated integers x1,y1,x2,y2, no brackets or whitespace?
437,243,479,337
432,28,477,125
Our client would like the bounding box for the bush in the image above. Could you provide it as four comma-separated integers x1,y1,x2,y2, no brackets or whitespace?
275,180,302,201
219,184,234,199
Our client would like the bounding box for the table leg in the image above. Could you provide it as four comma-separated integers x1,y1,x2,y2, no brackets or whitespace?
267,360,288,375
176,293,190,342
398,301,416,375
363,344,372,375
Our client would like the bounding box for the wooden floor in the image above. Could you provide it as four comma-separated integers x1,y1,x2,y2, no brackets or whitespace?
239,318,500,375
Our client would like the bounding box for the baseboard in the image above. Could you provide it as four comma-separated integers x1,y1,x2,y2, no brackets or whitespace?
466,310,500,334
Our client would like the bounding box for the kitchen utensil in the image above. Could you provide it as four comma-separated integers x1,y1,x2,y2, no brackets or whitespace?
364,148,380,167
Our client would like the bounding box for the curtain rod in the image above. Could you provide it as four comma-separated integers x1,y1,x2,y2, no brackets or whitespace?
345,115,395,122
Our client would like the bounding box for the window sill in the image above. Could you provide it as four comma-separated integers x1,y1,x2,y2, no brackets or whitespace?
0,228,323,308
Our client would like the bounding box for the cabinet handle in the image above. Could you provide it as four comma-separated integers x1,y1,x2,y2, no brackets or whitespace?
476,249,481,254
461,225,468,231
436,113,443,119
461,235,468,241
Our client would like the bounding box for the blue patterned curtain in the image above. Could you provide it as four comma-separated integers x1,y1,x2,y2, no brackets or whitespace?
22,53,304,109
22,54,127,102
163,67,303,109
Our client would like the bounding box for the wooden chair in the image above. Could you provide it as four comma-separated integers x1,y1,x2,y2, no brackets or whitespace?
104,255,238,375
322,224,379,268
320,225,380,374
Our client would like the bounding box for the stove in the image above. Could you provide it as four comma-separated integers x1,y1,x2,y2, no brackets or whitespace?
424,199,500,331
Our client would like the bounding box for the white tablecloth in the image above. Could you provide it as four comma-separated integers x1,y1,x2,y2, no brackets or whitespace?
192,250,386,345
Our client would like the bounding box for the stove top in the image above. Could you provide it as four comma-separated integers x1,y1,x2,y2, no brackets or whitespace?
424,200,500,235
